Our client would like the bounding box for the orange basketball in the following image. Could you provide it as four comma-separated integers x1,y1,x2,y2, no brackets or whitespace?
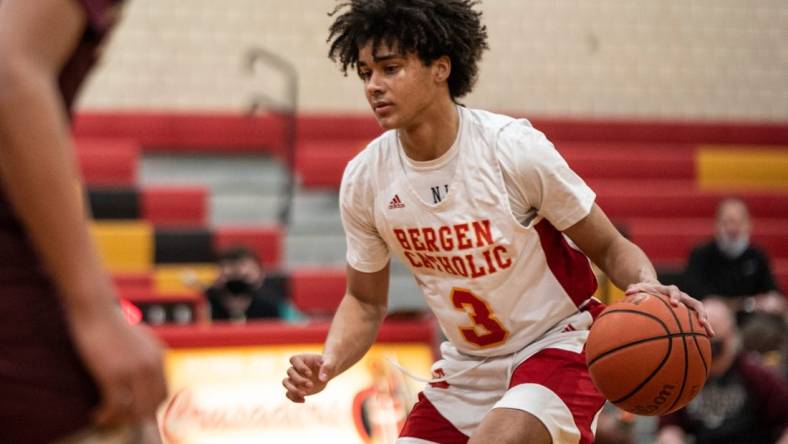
585,292,712,416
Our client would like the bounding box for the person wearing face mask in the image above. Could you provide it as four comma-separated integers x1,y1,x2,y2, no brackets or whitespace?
205,246,289,322
657,298,788,444
683,198,786,316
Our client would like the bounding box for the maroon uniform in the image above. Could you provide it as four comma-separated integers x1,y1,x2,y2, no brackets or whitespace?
0,1,122,442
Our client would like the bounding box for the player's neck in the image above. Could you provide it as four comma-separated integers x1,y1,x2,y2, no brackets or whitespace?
398,99,459,162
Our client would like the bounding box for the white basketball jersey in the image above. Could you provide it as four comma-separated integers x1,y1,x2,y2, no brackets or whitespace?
342,107,598,357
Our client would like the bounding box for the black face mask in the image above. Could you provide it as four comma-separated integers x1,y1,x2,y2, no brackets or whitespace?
710,339,725,359
224,279,254,296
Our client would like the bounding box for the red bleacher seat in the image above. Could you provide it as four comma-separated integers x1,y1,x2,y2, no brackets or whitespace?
73,113,788,148
559,143,695,180
141,185,208,226
295,141,365,188
591,180,788,220
74,113,288,157
532,119,788,145
214,226,283,268
75,138,139,186
113,272,153,290
289,267,346,316
625,218,788,266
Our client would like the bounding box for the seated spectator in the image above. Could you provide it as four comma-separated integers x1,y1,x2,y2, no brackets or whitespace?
656,298,788,444
683,198,786,316
593,402,635,444
205,246,298,322
740,311,788,376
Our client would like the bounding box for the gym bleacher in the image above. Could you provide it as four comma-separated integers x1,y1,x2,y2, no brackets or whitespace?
74,113,788,320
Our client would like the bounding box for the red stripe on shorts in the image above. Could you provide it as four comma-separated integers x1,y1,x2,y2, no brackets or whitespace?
399,392,469,444
510,348,605,444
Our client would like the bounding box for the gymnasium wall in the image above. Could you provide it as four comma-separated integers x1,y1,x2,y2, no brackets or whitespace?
78,0,788,121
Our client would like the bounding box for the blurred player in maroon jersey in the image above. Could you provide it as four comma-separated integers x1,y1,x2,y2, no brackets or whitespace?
0,0,166,442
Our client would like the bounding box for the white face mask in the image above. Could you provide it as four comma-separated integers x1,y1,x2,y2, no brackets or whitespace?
716,235,749,259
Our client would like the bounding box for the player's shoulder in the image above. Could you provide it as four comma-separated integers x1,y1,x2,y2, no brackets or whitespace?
341,130,397,192
464,107,553,153
463,107,520,133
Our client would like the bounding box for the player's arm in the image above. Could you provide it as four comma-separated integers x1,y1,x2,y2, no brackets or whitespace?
564,204,655,290
564,204,713,335
0,0,166,425
0,0,112,316
499,124,656,292
284,263,389,403
283,152,390,403
324,263,390,373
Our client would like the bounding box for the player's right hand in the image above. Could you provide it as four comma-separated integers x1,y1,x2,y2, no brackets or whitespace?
70,309,167,426
283,354,335,403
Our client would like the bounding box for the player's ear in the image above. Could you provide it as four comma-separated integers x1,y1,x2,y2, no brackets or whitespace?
433,55,451,83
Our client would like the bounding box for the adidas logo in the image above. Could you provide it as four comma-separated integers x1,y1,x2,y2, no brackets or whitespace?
388,194,405,209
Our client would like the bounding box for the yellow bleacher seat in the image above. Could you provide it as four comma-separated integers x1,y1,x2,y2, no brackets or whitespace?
605,280,626,304
698,146,788,190
91,221,153,273
592,272,626,305
154,264,219,295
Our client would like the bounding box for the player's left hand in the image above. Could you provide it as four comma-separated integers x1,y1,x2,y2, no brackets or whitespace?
626,281,715,337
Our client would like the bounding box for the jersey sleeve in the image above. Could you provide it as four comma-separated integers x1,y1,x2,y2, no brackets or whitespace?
497,121,596,231
339,153,390,273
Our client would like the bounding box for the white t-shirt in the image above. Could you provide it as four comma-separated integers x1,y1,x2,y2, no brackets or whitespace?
340,106,597,356
401,136,459,206
401,117,586,229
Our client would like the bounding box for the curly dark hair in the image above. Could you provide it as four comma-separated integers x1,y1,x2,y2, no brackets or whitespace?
327,0,488,99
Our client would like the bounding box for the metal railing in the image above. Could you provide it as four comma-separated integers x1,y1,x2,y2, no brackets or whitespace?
243,47,298,225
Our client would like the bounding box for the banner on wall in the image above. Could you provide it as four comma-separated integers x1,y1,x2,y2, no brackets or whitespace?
158,344,434,444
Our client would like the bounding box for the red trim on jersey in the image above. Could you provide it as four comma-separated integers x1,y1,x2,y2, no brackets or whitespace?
509,348,606,444
581,297,606,321
399,393,469,444
534,219,598,307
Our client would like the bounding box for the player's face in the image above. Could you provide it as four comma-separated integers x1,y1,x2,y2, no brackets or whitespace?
356,41,445,130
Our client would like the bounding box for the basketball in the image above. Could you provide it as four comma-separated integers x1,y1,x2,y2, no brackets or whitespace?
585,292,712,416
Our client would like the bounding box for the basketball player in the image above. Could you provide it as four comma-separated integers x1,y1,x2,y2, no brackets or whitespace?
0,1,166,442
283,1,713,443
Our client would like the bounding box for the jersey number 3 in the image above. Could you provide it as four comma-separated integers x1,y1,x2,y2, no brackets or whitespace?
451,288,509,347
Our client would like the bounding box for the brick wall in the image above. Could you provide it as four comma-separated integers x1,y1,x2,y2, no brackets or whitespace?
78,0,788,121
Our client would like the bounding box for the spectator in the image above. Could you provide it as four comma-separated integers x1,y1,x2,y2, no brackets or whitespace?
205,246,298,322
683,198,786,316
657,298,788,444
593,402,635,444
